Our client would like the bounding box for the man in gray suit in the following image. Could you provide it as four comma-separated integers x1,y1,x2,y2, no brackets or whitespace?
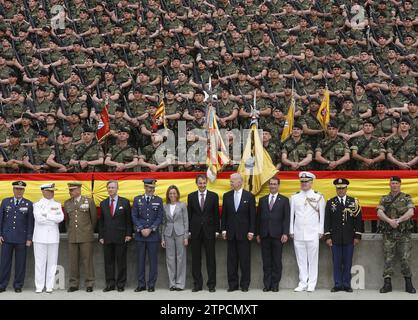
161,185,189,291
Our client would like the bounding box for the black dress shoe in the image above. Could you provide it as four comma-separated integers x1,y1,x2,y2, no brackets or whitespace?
86,287,93,292
208,288,216,293
67,287,79,293
148,287,155,292
14,288,22,293
175,288,183,291
103,286,115,292
0,288,6,293
117,287,124,292
272,287,279,292
263,288,270,292
344,287,353,293
134,287,146,292
227,287,238,292
170,287,176,291
192,287,202,292
331,287,342,292
241,288,249,292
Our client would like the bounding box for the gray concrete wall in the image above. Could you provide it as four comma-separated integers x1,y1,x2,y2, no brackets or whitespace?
6,234,418,290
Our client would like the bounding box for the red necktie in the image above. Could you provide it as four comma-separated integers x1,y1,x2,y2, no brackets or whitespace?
110,198,115,217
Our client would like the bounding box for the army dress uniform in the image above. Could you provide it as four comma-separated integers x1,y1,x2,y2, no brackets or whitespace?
324,179,362,292
64,183,97,291
377,176,416,293
0,181,34,292
131,179,164,291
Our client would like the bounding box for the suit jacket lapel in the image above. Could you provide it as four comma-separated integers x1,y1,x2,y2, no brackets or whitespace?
269,195,279,211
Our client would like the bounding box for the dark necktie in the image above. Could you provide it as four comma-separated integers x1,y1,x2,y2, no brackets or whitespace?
200,193,205,211
340,197,344,206
15,199,19,206
146,196,150,204
269,195,275,211
110,198,115,217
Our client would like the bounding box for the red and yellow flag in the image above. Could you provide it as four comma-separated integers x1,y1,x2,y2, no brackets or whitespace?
317,87,330,131
96,100,110,142
281,92,295,142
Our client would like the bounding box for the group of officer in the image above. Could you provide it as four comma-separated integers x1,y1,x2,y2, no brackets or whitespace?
0,173,415,294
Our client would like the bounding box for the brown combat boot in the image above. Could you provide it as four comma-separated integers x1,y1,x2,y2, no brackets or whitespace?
379,278,392,293
405,277,416,294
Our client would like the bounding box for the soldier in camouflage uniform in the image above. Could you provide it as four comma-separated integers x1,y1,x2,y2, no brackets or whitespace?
19,113,37,144
370,101,398,145
104,127,139,172
0,113,9,146
386,118,418,170
377,176,416,294
262,128,281,170
281,123,313,171
24,131,52,173
0,131,28,173
351,120,386,170
46,130,75,173
69,127,104,172
315,120,350,170
300,98,325,150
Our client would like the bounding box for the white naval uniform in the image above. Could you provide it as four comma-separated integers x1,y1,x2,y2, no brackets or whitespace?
33,197,64,291
290,189,325,290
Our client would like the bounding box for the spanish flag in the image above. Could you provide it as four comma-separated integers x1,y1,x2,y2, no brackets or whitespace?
96,100,110,142
280,93,295,142
238,122,279,195
206,105,229,182
317,87,330,131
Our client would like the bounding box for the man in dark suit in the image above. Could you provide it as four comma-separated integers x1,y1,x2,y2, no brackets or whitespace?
99,180,132,292
132,179,163,292
256,176,290,292
0,181,34,293
324,178,362,293
221,173,256,292
187,174,220,293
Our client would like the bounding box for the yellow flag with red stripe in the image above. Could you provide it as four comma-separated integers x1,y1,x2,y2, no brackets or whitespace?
280,94,295,142
317,88,330,131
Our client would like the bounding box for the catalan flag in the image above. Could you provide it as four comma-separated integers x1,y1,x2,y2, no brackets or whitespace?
154,91,166,129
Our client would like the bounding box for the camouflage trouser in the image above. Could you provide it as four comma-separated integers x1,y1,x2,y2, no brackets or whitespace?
382,232,412,278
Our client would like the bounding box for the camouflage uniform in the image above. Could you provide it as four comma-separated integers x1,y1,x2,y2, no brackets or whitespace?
71,142,104,172
377,192,415,278
350,136,386,170
281,138,313,171
106,144,139,172
300,112,324,150
315,137,350,170
386,134,418,169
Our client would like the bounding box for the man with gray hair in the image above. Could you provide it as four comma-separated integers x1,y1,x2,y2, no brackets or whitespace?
221,173,256,292
290,172,325,292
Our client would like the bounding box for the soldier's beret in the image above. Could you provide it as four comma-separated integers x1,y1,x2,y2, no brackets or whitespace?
8,71,17,78
165,86,177,94
12,180,26,188
37,130,49,138
333,178,349,188
67,182,82,189
299,171,315,182
390,78,401,86
143,179,157,187
194,106,205,113
10,131,21,138
289,30,298,36
11,86,21,94
22,113,33,120
263,127,272,134
39,69,49,76
221,85,231,93
115,106,125,113
343,96,353,103
332,64,342,69
119,127,131,134
303,66,313,73
224,50,233,56
293,122,303,130
46,113,56,119
69,84,80,90
37,85,47,92
317,30,327,37
327,119,338,128
71,112,81,119
368,60,378,65
324,16,333,22
363,119,374,126
104,66,113,74
82,126,95,133
390,176,401,183
194,88,205,95
33,53,42,60
40,183,57,191
309,97,321,105
61,130,73,137
238,68,248,75
197,60,207,66
399,117,411,125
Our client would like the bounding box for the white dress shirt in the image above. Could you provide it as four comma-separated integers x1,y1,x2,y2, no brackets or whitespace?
169,204,176,217
234,188,243,211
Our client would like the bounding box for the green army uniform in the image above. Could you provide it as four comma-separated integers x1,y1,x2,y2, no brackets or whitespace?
98,50,118,64
201,47,221,64
98,83,121,98
114,67,131,85
344,44,362,58
404,114,418,136
72,141,104,172
264,141,281,168
164,100,182,131
259,43,276,59
377,191,415,278
370,115,397,139
350,136,386,170
298,29,314,44
384,61,401,76
0,125,8,144
106,144,139,172
299,112,324,150
328,77,350,93
248,30,264,46
232,14,250,31
4,144,26,173
35,99,55,114
281,138,313,171
127,51,144,68
386,134,418,169
273,59,293,75
0,65,14,79
43,50,63,64
259,117,285,142
3,103,26,121
299,59,323,75
56,64,73,81
315,136,350,170
121,19,137,34
70,125,83,143
248,58,267,78
219,62,239,78
83,67,101,87
282,14,299,29
142,66,162,84
386,93,409,109
141,143,167,171
76,19,92,33
31,144,52,171
398,74,416,90
64,191,97,289
86,34,102,49
19,127,37,144
47,127,61,145
299,79,318,96
128,99,147,117
277,96,302,115
217,100,239,130
55,144,75,170
314,44,333,60
353,95,372,116
185,102,206,118
70,51,89,65
61,98,88,116
285,42,304,56
336,113,363,135
187,118,206,131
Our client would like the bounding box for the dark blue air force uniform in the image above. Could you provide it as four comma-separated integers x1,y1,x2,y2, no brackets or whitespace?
131,194,163,289
0,197,34,290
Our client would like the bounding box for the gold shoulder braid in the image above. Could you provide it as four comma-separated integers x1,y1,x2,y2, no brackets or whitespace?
342,198,361,222
305,194,323,215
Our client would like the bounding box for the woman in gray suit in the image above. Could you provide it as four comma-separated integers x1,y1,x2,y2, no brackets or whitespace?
162,185,189,291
